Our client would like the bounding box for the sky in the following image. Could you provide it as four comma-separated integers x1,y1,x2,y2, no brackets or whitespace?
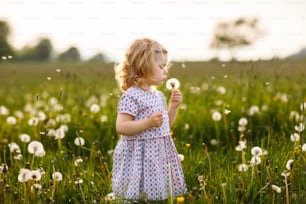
1,0,306,61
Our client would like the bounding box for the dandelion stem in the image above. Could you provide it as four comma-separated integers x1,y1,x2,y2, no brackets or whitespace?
284,176,290,204
78,183,86,203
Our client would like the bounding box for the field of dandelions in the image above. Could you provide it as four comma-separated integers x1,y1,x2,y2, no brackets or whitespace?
0,60,305,203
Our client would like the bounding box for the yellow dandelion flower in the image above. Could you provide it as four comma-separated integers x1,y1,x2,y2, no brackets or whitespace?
177,196,185,203
186,143,191,148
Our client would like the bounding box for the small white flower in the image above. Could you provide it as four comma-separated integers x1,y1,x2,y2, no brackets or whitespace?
238,117,248,126
90,104,100,113
294,123,304,132
238,164,248,172
105,192,116,201
302,143,306,152
6,116,17,125
30,170,42,181
212,111,222,121
19,133,31,143
52,172,63,181
290,133,300,142
75,178,83,184
74,137,85,146
27,141,45,157
286,159,294,170
166,78,180,90
251,146,263,156
271,184,281,193
250,156,261,166
178,154,184,162
18,168,31,182
235,140,247,151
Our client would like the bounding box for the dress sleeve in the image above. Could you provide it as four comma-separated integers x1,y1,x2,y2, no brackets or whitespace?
117,93,138,117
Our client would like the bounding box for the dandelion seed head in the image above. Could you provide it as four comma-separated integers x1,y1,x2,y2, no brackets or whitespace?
47,77,52,80
74,136,85,146
238,164,248,172
52,172,63,181
166,78,180,90
238,117,248,126
294,123,304,132
272,184,281,193
302,143,306,152
178,154,184,162
212,111,222,121
0,105,9,115
19,133,31,143
27,141,45,157
251,146,263,156
286,159,294,170
90,104,100,113
290,133,300,142
250,156,261,166
18,168,31,182
6,116,17,125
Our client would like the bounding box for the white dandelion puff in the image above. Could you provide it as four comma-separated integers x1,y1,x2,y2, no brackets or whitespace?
74,137,85,146
18,168,31,182
286,159,294,170
27,141,45,157
166,78,180,90
177,154,184,162
212,111,222,121
251,146,263,156
290,133,300,142
19,133,31,143
90,104,100,113
238,164,248,172
272,184,281,193
52,172,63,181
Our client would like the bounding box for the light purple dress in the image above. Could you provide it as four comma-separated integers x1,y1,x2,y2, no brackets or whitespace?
112,86,187,200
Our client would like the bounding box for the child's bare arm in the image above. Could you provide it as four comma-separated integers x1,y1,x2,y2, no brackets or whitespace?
116,112,163,136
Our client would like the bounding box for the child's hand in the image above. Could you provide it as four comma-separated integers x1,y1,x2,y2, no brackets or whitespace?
149,112,164,127
170,90,183,109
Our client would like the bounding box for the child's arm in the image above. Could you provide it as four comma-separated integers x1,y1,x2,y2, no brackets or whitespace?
116,112,163,136
168,90,183,127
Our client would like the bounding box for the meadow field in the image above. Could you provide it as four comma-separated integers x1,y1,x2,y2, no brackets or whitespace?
0,60,305,203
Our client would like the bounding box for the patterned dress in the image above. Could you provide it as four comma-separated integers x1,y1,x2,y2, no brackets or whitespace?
112,86,187,200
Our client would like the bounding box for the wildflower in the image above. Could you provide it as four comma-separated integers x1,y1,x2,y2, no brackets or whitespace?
185,143,191,148
302,143,306,152
251,146,263,156
178,154,184,162
290,133,300,142
75,178,83,184
19,133,31,143
0,164,9,174
248,105,259,116
8,142,21,153
0,105,9,115
294,123,305,132
74,158,83,166
238,164,248,172
177,196,185,203
166,78,180,90
217,86,226,94
250,156,261,166
90,104,100,113
212,111,222,121
27,141,45,157
235,140,247,151
28,117,39,126
286,159,294,170
238,117,248,126
74,137,85,146
6,116,17,125
30,170,42,181
52,172,63,181
100,115,108,122
105,192,116,201
31,183,42,193
272,184,281,193
55,127,65,140
18,168,31,182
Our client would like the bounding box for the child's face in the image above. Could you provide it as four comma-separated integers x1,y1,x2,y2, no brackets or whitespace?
147,55,168,86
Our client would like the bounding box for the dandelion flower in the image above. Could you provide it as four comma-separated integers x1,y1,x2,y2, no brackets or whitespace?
31,183,42,193
238,117,248,126
27,141,45,157
212,111,222,121
6,116,17,125
281,170,290,177
294,123,304,132
52,172,63,181
55,127,65,140
74,158,83,166
238,164,248,172
300,102,306,112
19,133,31,143
90,104,100,113
18,168,31,182
302,143,306,152
166,78,180,90
217,86,226,94
286,159,294,170
0,105,9,115
74,137,85,146
178,154,184,162
8,143,21,153
105,192,116,201
251,146,263,156
30,170,42,181
290,133,300,142
250,156,261,166
177,196,185,203
271,184,281,193
100,115,108,123
75,178,83,184
235,140,247,151
28,117,39,126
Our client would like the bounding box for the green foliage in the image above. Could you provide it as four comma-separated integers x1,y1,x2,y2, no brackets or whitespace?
0,61,305,203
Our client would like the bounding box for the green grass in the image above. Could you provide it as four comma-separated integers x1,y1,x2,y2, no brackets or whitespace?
0,60,305,203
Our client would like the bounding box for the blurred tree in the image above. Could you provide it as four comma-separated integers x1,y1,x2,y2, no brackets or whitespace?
210,17,264,60
17,38,54,62
58,46,81,62
88,52,108,62
0,20,15,60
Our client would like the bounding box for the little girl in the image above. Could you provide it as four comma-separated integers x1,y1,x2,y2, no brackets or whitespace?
112,38,187,201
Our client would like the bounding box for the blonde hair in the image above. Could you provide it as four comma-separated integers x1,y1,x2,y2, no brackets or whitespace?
115,38,168,91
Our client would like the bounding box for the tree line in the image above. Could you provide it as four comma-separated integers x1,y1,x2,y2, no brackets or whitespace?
0,20,107,63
